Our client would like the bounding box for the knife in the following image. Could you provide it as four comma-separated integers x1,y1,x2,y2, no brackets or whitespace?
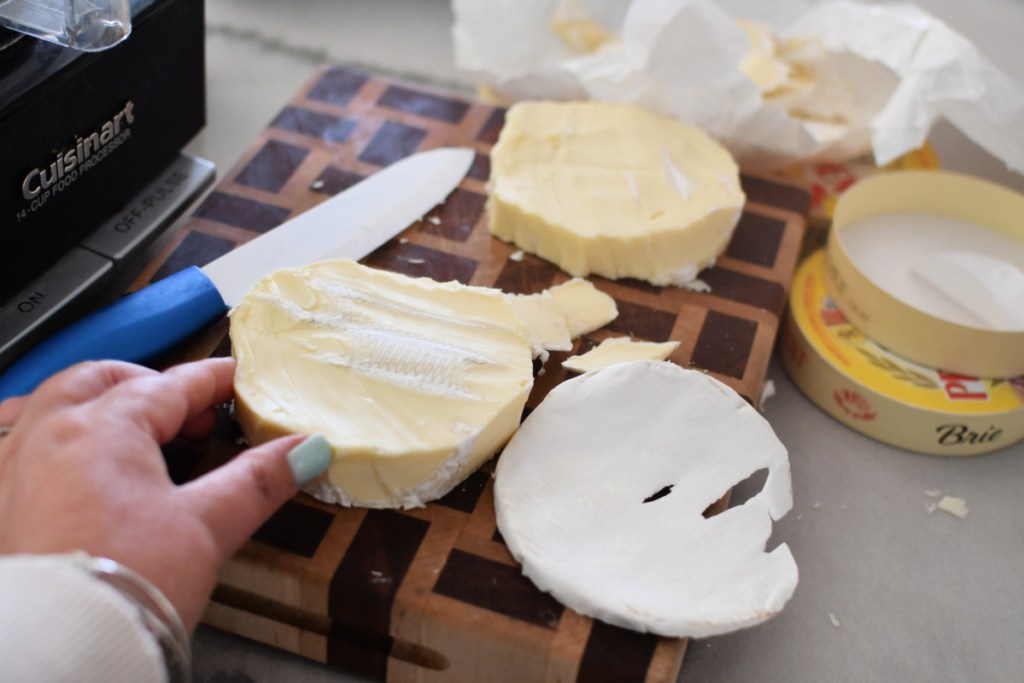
0,146,476,400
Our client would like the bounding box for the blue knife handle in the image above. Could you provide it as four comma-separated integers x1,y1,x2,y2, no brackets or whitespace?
0,266,227,401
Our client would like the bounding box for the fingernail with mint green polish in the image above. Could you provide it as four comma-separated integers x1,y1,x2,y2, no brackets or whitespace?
287,434,332,486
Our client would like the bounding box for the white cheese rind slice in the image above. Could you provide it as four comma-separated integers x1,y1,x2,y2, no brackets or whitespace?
562,337,680,373
230,259,535,509
494,360,797,638
487,101,745,286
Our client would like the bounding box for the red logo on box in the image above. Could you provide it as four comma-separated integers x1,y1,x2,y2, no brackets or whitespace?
819,298,846,327
833,388,877,421
937,371,989,402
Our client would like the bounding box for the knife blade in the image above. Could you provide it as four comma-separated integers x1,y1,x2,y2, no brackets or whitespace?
0,146,475,400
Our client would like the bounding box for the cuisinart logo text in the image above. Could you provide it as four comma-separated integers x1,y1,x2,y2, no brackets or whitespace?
20,101,135,203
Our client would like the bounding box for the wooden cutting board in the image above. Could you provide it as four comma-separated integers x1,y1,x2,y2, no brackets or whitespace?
146,66,810,682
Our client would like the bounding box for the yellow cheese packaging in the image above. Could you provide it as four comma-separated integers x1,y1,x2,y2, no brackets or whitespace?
781,250,1024,456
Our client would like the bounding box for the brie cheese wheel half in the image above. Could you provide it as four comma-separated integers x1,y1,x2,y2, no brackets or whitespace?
494,360,797,638
487,101,746,286
230,259,535,509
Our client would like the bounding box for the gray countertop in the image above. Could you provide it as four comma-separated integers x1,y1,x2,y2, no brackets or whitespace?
185,1,1024,680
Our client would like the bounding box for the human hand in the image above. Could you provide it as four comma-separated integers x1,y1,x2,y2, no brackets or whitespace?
0,357,331,633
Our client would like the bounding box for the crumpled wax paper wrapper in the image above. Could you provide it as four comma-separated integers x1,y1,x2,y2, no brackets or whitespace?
451,0,1024,172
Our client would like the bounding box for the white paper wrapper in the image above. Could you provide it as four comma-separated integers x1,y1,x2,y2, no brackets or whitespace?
452,0,1024,172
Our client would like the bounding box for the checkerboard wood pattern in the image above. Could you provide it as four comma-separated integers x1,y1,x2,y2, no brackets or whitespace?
147,66,809,682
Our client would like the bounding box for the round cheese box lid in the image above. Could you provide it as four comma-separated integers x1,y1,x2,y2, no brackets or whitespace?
823,170,1024,378
782,250,1024,457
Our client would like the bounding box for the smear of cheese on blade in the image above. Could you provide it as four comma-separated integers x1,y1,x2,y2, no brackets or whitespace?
487,101,746,286
562,337,680,373
494,360,797,638
230,259,535,509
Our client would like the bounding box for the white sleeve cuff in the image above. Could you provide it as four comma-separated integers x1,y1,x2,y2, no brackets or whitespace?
0,554,169,683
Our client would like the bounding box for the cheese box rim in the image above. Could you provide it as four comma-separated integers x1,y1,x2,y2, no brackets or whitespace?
824,169,1024,378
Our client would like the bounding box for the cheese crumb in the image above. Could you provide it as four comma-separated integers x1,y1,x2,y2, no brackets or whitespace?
937,495,969,519
682,278,712,293
828,613,841,628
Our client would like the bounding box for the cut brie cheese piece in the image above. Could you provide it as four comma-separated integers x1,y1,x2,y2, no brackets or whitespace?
546,278,618,336
506,277,619,357
562,337,680,373
487,101,745,286
506,291,574,356
230,259,535,509
494,360,797,638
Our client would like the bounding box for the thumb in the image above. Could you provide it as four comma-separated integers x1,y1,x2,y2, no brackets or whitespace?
183,433,333,557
